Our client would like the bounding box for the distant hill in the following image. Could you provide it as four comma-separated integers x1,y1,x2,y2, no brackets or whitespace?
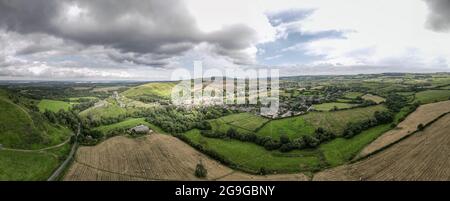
121,82,177,99
0,89,71,149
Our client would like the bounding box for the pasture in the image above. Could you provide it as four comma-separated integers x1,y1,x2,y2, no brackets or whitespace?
414,90,450,104
313,102,357,111
258,105,387,139
38,99,73,112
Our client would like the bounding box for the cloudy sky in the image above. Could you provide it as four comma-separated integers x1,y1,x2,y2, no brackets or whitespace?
0,0,449,80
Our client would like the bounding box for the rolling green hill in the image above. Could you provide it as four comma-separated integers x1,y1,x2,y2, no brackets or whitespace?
121,82,177,99
0,90,71,149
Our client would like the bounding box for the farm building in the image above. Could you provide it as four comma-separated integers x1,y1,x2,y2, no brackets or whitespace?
129,125,151,134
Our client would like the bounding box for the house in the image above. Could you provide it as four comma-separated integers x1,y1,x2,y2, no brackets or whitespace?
129,125,151,134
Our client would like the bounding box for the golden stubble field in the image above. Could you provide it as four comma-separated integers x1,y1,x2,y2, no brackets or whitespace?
357,100,450,159
314,114,450,181
64,134,308,181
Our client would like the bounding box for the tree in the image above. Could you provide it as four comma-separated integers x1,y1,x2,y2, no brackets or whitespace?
194,161,208,178
385,93,407,112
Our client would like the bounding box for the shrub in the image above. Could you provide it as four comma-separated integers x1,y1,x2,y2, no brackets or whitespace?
279,134,291,144
263,139,281,150
258,167,267,175
303,135,320,148
417,123,424,131
194,161,208,178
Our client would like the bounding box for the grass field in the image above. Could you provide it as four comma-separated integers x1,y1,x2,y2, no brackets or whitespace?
122,82,177,99
258,105,387,139
319,124,391,167
343,92,364,99
414,90,450,104
211,113,269,132
0,96,71,149
38,99,73,112
79,103,128,121
313,102,357,111
0,150,59,181
93,118,166,134
361,94,386,104
185,129,325,173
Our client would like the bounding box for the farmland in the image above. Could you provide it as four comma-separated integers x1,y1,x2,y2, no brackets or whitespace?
64,134,309,181
2,73,450,181
358,100,450,159
38,99,73,112
313,102,357,111
414,90,450,104
93,118,166,135
209,113,269,133
314,114,450,181
361,94,386,104
258,105,387,139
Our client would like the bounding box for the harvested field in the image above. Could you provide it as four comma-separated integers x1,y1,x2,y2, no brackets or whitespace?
361,94,385,104
217,172,309,181
357,100,450,158
313,114,450,181
64,134,308,181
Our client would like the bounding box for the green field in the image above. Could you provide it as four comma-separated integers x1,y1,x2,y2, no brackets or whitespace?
0,150,59,181
122,82,177,99
313,102,357,111
79,103,128,121
0,96,71,149
258,105,387,139
361,94,386,104
343,92,364,99
185,129,325,173
93,118,166,134
414,90,450,104
38,99,73,112
319,124,391,166
216,113,269,131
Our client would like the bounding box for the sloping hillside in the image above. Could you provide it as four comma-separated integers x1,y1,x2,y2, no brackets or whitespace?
121,82,177,99
0,90,71,149
313,114,450,181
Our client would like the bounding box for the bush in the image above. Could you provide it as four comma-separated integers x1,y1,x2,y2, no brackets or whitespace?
279,134,291,144
279,143,295,152
194,161,208,178
258,167,267,175
263,139,281,150
303,135,320,148
417,123,424,131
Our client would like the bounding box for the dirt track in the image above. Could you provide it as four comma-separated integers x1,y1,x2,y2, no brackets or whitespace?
313,114,450,181
64,134,308,181
357,100,450,159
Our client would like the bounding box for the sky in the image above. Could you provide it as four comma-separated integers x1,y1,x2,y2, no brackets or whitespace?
0,0,449,80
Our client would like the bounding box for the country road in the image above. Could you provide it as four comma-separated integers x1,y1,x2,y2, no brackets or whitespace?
47,123,81,181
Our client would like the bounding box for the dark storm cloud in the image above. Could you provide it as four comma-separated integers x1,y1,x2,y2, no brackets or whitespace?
424,0,450,32
0,0,257,66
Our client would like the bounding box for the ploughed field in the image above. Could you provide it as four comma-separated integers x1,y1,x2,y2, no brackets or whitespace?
64,134,308,181
313,114,450,181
